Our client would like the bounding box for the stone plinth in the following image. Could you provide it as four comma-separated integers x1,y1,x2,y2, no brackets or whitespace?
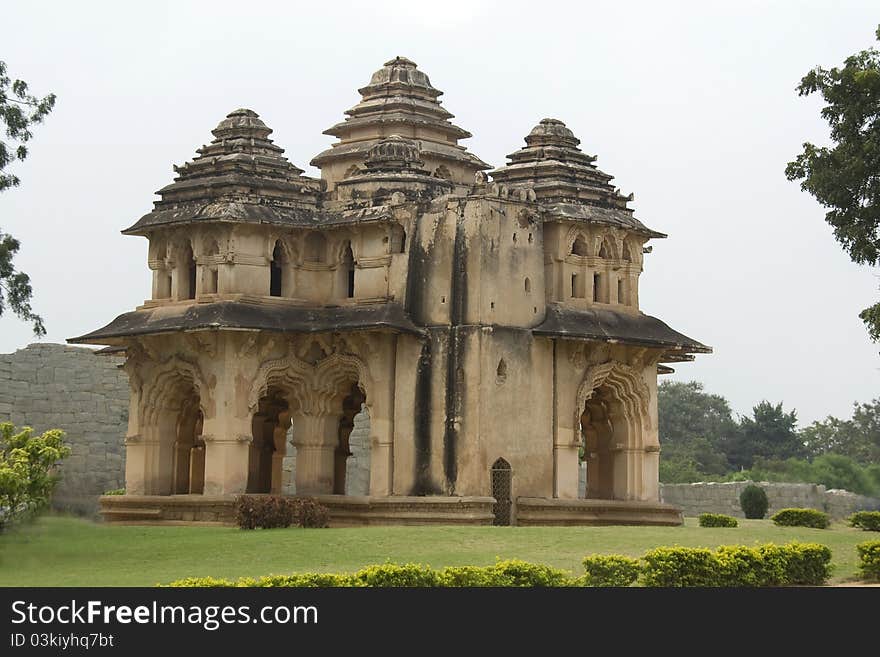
515,497,683,526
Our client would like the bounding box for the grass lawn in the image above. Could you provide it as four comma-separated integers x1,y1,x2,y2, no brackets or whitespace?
0,514,873,586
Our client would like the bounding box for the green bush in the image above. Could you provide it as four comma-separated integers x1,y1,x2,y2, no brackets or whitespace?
245,573,357,587
163,576,237,587
771,508,831,529
103,488,125,496
234,495,329,530
780,542,833,584
849,511,880,531
437,565,501,587
490,559,572,587
698,513,738,528
716,544,783,587
352,563,440,587
639,542,832,587
641,546,719,587
856,540,880,581
739,484,769,519
581,555,641,587
0,423,71,530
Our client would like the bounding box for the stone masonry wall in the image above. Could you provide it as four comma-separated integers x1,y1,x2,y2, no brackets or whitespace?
660,481,880,519
0,344,128,515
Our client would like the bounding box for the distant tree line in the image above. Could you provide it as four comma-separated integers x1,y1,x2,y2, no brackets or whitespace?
657,381,880,496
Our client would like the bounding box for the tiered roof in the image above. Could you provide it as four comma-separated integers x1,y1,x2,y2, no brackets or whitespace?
123,109,323,235
491,118,663,237
311,57,489,183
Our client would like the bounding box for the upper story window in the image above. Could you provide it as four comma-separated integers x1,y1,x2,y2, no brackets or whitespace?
571,236,589,257
390,224,406,254
341,242,355,298
270,240,284,297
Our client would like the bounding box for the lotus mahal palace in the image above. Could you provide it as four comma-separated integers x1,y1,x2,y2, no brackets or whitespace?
72,57,709,526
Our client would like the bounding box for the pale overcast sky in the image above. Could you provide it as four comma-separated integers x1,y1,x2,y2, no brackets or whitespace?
1,1,878,425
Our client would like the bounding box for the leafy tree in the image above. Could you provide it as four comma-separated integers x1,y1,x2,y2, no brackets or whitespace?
0,423,70,530
0,60,55,336
657,381,736,475
801,398,880,463
785,26,880,342
726,401,804,470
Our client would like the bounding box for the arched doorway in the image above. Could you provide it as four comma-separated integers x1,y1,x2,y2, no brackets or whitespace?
248,388,290,494
580,391,616,499
572,362,650,502
173,398,205,494
334,382,365,494
491,458,513,526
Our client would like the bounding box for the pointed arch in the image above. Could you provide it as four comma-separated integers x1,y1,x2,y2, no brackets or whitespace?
574,361,649,450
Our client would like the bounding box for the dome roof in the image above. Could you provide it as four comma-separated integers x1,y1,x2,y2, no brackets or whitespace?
366,134,422,169
211,108,272,140
525,118,580,148
361,56,439,98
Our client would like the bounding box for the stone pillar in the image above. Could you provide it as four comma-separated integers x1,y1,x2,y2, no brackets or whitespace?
124,434,147,495
270,418,289,495
613,448,643,501
203,433,250,495
642,446,660,502
291,411,341,495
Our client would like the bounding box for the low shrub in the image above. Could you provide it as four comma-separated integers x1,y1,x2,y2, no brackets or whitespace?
641,546,718,587
715,545,781,587
698,513,738,528
103,488,125,496
245,573,357,587
780,542,833,585
739,484,769,519
490,559,572,587
352,563,440,587
235,495,329,530
163,576,237,587
771,508,830,529
581,555,641,587
849,511,880,532
437,565,501,587
856,540,880,581
639,542,832,587
295,497,330,529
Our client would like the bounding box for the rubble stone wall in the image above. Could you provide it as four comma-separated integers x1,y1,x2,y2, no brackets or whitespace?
660,481,880,519
0,344,128,514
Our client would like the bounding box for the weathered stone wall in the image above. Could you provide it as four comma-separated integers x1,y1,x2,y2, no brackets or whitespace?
660,481,880,519
0,344,128,515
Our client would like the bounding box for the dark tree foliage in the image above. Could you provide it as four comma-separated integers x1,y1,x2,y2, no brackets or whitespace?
0,60,55,336
785,26,880,342
657,381,736,475
726,401,805,470
801,398,880,463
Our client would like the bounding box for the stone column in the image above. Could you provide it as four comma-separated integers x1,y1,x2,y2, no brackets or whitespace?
291,411,342,495
612,447,643,501
124,433,147,495
270,416,289,495
202,432,250,495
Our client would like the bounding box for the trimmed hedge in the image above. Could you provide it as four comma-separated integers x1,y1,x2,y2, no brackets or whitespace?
856,540,880,581
163,542,834,587
740,484,769,519
166,560,578,588
581,555,641,587
698,513,738,528
235,495,329,530
640,542,832,587
770,508,831,529
849,511,880,532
